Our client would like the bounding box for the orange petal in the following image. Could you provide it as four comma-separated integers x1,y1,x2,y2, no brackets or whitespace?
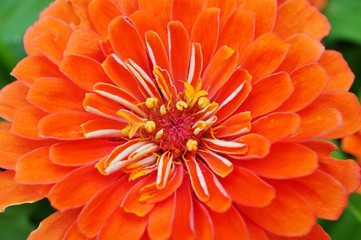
108,16,149,74
83,93,126,121
24,16,72,56
64,221,93,240
198,149,233,177
218,9,254,57
121,174,155,216
342,132,361,160
168,21,190,84
215,111,252,138
27,77,86,113
0,81,29,121
277,33,324,73
238,142,318,179
245,219,269,240
64,28,104,62
240,33,289,81
98,207,147,240
193,201,214,239
102,54,144,100
240,72,294,118
251,112,300,143
202,138,248,156
129,10,167,48
16,147,75,184
240,184,316,237
287,170,347,220
88,0,121,36
241,0,276,37
48,164,118,210
209,205,250,239
278,64,329,112
202,46,238,96
39,0,79,25
50,139,119,166
0,126,56,169
38,110,95,140
313,91,361,139
147,194,175,240
113,0,139,16
203,0,238,26
214,70,252,122
11,55,64,86
191,8,220,68
286,106,342,142
268,223,331,240
184,155,210,202
139,0,171,27
274,0,330,40
145,31,170,71
32,31,68,64
172,179,195,239
60,55,112,91
10,105,47,139
319,156,360,194
0,171,50,212
77,177,134,238
234,133,270,159
172,0,203,34
80,119,126,139
221,166,275,207
201,163,232,212
320,50,355,91
139,165,184,203
28,209,81,240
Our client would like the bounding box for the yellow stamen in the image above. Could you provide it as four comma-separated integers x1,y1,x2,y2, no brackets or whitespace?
144,121,156,133
176,101,188,111
155,129,164,141
198,97,210,109
145,98,159,110
160,105,167,115
186,139,198,152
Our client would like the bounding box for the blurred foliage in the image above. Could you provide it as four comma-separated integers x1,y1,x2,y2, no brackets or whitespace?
0,0,361,239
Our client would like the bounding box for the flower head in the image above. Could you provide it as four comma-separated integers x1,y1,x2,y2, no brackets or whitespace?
1,0,361,239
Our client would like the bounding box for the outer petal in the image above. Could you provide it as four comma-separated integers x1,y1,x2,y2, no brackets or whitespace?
0,81,29,121
239,72,294,118
139,0,171,27
240,33,289,81
59,55,112,91
240,184,316,237
15,147,75,184
0,171,49,212
48,164,118,210
342,132,361,160
209,205,250,239
268,224,330,240
238,142,318,179
28,208,81,240
320,50,354,91
193,201,214,240
274,0,330,40
172,0,203,33
221,166,275,207
98,207,147,240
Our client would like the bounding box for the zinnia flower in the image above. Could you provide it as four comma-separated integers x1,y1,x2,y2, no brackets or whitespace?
1,0,361,239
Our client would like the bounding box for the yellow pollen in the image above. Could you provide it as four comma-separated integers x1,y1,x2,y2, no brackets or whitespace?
144,121,156,132
155,129,164,141
198,97,210,109
176,101,188,111
146,98,159,109
186,139,198,152
160,105,167,115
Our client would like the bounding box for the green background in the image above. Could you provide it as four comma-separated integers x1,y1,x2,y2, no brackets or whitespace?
0,0,361,239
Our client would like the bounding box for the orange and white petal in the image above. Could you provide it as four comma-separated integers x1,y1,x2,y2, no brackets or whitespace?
156,152,174,189
81,119,126,139
215,111,252,138
198,149,233,177
145,30,170,71
202,138,248,156
234,133,270,159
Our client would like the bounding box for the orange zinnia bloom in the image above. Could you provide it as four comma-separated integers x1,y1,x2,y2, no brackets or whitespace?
1,0,360,239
